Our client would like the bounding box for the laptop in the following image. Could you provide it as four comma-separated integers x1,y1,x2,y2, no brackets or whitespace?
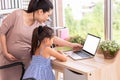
65,33,101,60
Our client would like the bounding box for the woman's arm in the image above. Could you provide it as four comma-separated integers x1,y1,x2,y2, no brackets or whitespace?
0,35,17,61
53,36,72,47
0,35,8,54
53,36,83,51
0,10,18,61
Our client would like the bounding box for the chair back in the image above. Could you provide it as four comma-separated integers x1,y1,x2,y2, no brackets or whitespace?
0,62,25,80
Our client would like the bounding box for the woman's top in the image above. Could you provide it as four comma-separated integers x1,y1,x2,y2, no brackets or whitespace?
0,9,40,62
0,9,40,80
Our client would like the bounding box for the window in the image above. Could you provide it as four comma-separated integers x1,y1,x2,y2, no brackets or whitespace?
61,0,104,40
54,0,120,43
112,0,120,43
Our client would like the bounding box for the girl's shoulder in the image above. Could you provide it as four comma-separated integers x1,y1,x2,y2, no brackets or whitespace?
44,47,52,52
44,47,55,54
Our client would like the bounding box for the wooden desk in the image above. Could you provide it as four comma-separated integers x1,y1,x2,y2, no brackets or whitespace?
52,50,120,80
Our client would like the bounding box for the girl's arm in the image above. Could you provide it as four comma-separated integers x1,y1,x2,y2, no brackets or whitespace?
46,47,67,62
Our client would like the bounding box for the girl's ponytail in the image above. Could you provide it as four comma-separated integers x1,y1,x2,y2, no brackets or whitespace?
30,27,39,57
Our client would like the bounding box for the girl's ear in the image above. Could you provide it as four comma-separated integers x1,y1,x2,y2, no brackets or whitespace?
43,38,49,43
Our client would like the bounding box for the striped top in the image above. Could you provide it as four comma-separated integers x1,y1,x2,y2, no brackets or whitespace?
22,55,55,80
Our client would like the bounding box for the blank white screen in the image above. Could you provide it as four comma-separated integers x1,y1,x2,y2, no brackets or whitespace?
83,34,100,55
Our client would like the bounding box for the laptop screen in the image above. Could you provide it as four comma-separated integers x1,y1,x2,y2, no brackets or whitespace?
83,34,100,55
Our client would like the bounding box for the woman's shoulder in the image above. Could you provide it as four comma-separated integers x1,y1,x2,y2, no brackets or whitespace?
11,9,23,16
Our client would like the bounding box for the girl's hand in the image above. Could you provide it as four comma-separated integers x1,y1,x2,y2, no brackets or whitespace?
57,50,67,57
57,50,64,54
3,53,18,61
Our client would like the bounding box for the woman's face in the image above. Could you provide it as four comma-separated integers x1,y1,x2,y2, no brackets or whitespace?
37,9,53,24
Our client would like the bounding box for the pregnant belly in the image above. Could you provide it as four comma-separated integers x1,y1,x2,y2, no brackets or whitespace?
7,43,31,59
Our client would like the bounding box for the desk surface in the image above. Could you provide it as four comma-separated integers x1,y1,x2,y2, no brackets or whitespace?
52,51,120,80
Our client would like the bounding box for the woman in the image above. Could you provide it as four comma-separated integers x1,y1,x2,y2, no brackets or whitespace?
0,0,82,80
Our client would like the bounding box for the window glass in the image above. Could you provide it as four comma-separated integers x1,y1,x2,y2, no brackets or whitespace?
112,0,120,43
63,0,104,39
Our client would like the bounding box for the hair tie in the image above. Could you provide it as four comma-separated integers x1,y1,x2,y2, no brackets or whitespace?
38,26,43,34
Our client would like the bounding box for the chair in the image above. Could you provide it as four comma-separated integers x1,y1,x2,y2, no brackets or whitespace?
0,62,25,80
22,78,36,80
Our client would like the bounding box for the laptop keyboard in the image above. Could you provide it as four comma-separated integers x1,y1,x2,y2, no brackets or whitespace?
65,50,93,60
76,51,92,58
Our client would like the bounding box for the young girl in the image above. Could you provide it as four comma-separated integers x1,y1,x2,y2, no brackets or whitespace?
22,25,67,80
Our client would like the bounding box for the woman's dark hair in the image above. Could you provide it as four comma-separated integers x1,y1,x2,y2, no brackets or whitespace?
27,0,53,13
31,25,54,56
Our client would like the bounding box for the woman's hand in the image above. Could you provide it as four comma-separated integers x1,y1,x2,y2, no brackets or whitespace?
71,43,83,52
3,52,18,61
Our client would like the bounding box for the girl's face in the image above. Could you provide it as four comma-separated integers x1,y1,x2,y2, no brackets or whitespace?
37,9,53,24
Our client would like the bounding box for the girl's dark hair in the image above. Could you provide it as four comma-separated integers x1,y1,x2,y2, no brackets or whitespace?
27,0,53,13
31,25,54,56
